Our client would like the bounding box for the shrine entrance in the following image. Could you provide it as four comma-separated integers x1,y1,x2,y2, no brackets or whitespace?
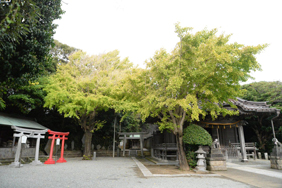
9,126,47,167
118,132,152,157
198,98,281,162
44,130,69,164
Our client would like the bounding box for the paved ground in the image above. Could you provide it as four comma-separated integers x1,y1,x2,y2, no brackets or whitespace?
0,157,254,188
213,159,282,188
135,157,282,188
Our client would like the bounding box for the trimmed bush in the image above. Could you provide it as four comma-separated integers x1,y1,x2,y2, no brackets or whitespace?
183,124,212,146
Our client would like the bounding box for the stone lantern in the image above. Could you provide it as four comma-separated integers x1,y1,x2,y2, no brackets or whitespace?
194,145,207,172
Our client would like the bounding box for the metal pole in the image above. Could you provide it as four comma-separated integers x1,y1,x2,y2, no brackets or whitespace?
271,111,280,139
271,120,276,139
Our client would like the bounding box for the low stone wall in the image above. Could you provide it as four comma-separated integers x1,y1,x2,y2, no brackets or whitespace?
0,147,36,159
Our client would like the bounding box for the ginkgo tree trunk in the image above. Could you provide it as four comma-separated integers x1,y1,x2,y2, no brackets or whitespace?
133,23,266,170
44,50,133,159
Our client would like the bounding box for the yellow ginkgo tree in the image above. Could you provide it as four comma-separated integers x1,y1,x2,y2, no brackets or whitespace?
132,24,266,170
44,50,133,159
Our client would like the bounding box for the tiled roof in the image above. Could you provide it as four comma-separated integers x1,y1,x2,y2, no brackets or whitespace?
229,98,280,115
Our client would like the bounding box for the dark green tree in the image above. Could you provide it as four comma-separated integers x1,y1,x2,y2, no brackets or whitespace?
0,0,39,45
0,0,64,113
241,81,282,152
242,81,282,110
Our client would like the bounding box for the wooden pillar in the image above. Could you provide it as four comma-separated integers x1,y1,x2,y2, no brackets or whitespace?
238,125,248,162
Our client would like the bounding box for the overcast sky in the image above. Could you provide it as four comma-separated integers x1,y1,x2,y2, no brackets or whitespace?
54,0,282,84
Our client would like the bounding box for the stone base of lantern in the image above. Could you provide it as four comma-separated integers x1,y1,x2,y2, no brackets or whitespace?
270,156,282,170
206,148,227,171
194,166,210,173
206,159,227,171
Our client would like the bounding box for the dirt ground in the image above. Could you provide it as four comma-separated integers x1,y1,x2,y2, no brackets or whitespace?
145,165,195,174
137,157,206,175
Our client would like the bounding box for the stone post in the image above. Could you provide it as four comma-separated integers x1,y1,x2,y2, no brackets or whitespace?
258,152,261,159
92,152,96,160
264,153,268,160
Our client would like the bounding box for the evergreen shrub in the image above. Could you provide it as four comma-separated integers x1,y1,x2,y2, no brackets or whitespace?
183,124,212,169
183,124,212,146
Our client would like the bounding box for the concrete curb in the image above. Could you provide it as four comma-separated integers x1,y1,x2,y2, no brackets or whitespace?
132,157,221,177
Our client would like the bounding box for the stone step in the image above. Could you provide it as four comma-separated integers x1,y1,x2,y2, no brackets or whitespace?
94,150,118,157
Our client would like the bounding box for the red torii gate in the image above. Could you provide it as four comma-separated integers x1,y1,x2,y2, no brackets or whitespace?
44,130,69,164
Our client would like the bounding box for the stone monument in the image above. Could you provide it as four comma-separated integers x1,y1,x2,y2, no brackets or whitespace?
270,138,282,170
206,139,227,171
96,144,101,150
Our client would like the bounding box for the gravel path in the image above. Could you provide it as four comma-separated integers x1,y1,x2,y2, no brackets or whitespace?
0,157,254,188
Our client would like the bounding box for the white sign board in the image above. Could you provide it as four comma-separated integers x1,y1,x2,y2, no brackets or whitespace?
56,138,60,145
21,135,27,144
